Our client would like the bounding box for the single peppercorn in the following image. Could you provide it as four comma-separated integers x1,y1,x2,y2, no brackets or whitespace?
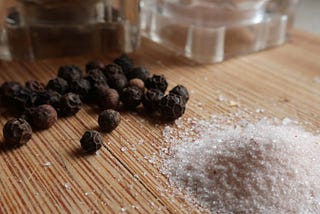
0,81,23,105
31,104,57,129
104,63,125,77
142,89,164,112
47,91,62,112
85,69,108,87
25,80,45,93
104,64,128,91
120,86,143,109
60,92,82,116
97,87,120,110
159,93,186,121
169,85,189,103
110,75,128,92
129,78,144,90
145,74,168,92
98,109,121,132
80,130,104,153
58,65,82,83
126,67,150,82
12,88,36,109
46,77,69,94
85,60,104,72
68,78,91,101
3,118,32,146
113,54,134,76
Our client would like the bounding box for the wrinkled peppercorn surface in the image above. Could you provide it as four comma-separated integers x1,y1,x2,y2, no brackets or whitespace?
3,118,32,146
159,94,186,121
97,87,120,110
80,130,104,153
60,93,82,116
68,79,91,101
120,86,143,109
142,89,164,112
145,75,168,92
169,85,189,103
46,77,69,95
31,104,58,129
98,109,121,132
127,67,150,82
25,80,45,93
58,65,82,83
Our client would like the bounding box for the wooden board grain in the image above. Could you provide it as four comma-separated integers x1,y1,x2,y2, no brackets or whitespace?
0,30,320,213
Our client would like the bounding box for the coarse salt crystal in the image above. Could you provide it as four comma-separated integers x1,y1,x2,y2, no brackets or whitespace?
64,182,71,190
42,162,51,167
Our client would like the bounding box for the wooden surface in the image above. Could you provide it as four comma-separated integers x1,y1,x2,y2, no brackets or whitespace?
0,30,320,213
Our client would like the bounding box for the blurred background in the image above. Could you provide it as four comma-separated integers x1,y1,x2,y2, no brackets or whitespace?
295,0,320,34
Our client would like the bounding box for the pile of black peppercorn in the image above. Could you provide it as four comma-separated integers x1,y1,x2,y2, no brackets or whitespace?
0,55,189,153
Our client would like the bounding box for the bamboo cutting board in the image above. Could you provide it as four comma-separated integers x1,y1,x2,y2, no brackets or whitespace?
0,30,320,213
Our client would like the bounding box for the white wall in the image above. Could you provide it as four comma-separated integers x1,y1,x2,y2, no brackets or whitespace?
295,0,320,35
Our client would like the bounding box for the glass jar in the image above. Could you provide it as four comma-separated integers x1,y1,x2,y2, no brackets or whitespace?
0,0,141,60
141,0,300,63
267,0,300,29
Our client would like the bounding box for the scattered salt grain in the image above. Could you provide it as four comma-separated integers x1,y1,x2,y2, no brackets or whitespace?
121,147,128,152
64,182,71,190
42,162,51,167
217,95,226,102
162,116,320,213
229,100,239,107
121,207,126,212
255,108,265,113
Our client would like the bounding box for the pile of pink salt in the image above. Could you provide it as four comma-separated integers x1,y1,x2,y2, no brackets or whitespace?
162,118,320,213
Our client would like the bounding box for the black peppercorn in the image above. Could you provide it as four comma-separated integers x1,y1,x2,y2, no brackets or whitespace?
3,118,32,146
120,86,143,109
60,92,82,116
97,87,120,110
145,74,168,92
58,65,82,83
12,88,36,110
169,85,189,103
129,78,145,90
98,109,121,132
34,90,61,112
104,64,128,91
68,78,91,101
0,81,23,105
113,54,134,76
126,67,150,82
46,77,69,94
31,104,58,129
80,130,104,153
142,89,164,112
85,69,107,87
159,94,186,121
25,80,45,93
85,60,105,72
104,63,124,76
47,91,62,112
